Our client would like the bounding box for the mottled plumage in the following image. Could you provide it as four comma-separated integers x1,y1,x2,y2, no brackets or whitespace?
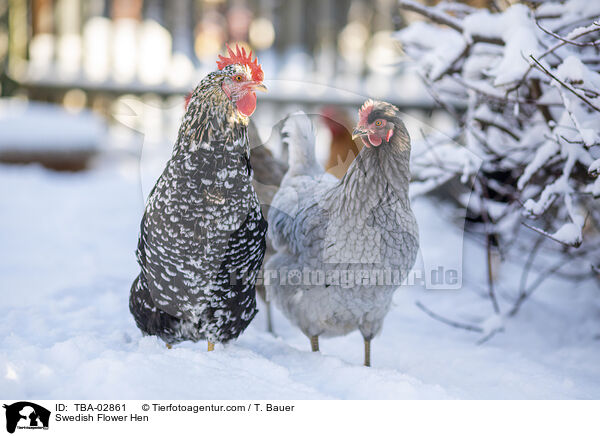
266,102,419,365
130,59,267,345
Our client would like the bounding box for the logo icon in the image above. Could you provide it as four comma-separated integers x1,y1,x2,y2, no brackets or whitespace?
3,402,50,434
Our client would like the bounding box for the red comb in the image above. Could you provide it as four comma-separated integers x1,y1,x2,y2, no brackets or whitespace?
358,99,375,125
216,43,264,82
184,92,192,110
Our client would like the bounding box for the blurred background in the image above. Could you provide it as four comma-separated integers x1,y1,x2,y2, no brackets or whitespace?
0,0,449,172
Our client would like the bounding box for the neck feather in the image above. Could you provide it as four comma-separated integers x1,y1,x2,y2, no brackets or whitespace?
172,74,248,156
336,121,411,208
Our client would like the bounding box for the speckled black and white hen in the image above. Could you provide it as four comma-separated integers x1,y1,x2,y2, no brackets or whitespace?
130,45,268,350
266,101,419,366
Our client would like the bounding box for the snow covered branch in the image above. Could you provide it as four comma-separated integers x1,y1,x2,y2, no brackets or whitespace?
528,54,600,112
398,0,504,45
397,0,600,327
398,0,599,250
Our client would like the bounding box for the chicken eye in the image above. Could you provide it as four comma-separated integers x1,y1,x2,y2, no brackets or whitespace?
233,75,244,82
375,120,383,126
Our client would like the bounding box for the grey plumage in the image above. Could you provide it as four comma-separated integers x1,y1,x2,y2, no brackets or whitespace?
266,102,419,362
248,121,288,333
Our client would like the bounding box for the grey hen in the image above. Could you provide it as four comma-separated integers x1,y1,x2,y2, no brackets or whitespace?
266,100,419,366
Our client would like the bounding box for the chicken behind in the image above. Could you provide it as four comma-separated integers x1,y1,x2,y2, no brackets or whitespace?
266,100,419,366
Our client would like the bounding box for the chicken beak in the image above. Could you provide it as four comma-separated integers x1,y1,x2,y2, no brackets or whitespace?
352,127,369,140
252,82,268,93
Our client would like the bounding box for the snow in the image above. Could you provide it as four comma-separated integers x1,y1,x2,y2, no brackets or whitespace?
396,22,466,81
555,50,600,93
523,177,569,217
1,156,599,399
559,192,585,246
536,0,600,33
586,177,600,197
480,314,504,336
590,158,600,175
461,4,542,86
462,9,504,39
518,140,559,190
0,99,105,152
553,57,600,147
551,222,583,246
566,24,600,41
556,55,586,83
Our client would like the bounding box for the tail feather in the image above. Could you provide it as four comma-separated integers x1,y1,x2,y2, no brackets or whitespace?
281,112,321,176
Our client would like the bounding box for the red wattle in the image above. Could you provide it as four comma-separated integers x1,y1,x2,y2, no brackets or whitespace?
236,92,257,117
368,134,382,147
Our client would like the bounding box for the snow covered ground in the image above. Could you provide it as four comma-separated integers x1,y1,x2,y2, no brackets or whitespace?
1,151,599,399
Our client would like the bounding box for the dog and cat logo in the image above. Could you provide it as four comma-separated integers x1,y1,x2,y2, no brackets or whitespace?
3,402,50,433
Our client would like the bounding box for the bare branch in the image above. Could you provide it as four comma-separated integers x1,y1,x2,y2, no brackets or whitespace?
536,20,600,47
473,115,521,141
521,220,581,248
418,72,464,122
508,255,574,317
505,23,600,94
415,301,484,332
475,177,501,314
453,75,560,106
436,1,478,17
398,0,463,32
554,16,600,33
510,235,545,317
529,55,600,113
518,236,545,295
431,42,471,82
477,327,504,345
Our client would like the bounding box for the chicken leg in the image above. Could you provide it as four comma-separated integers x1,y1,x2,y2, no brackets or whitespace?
310,336,319,352
265,302,274,334
364,339,371,367
207,341,215,352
